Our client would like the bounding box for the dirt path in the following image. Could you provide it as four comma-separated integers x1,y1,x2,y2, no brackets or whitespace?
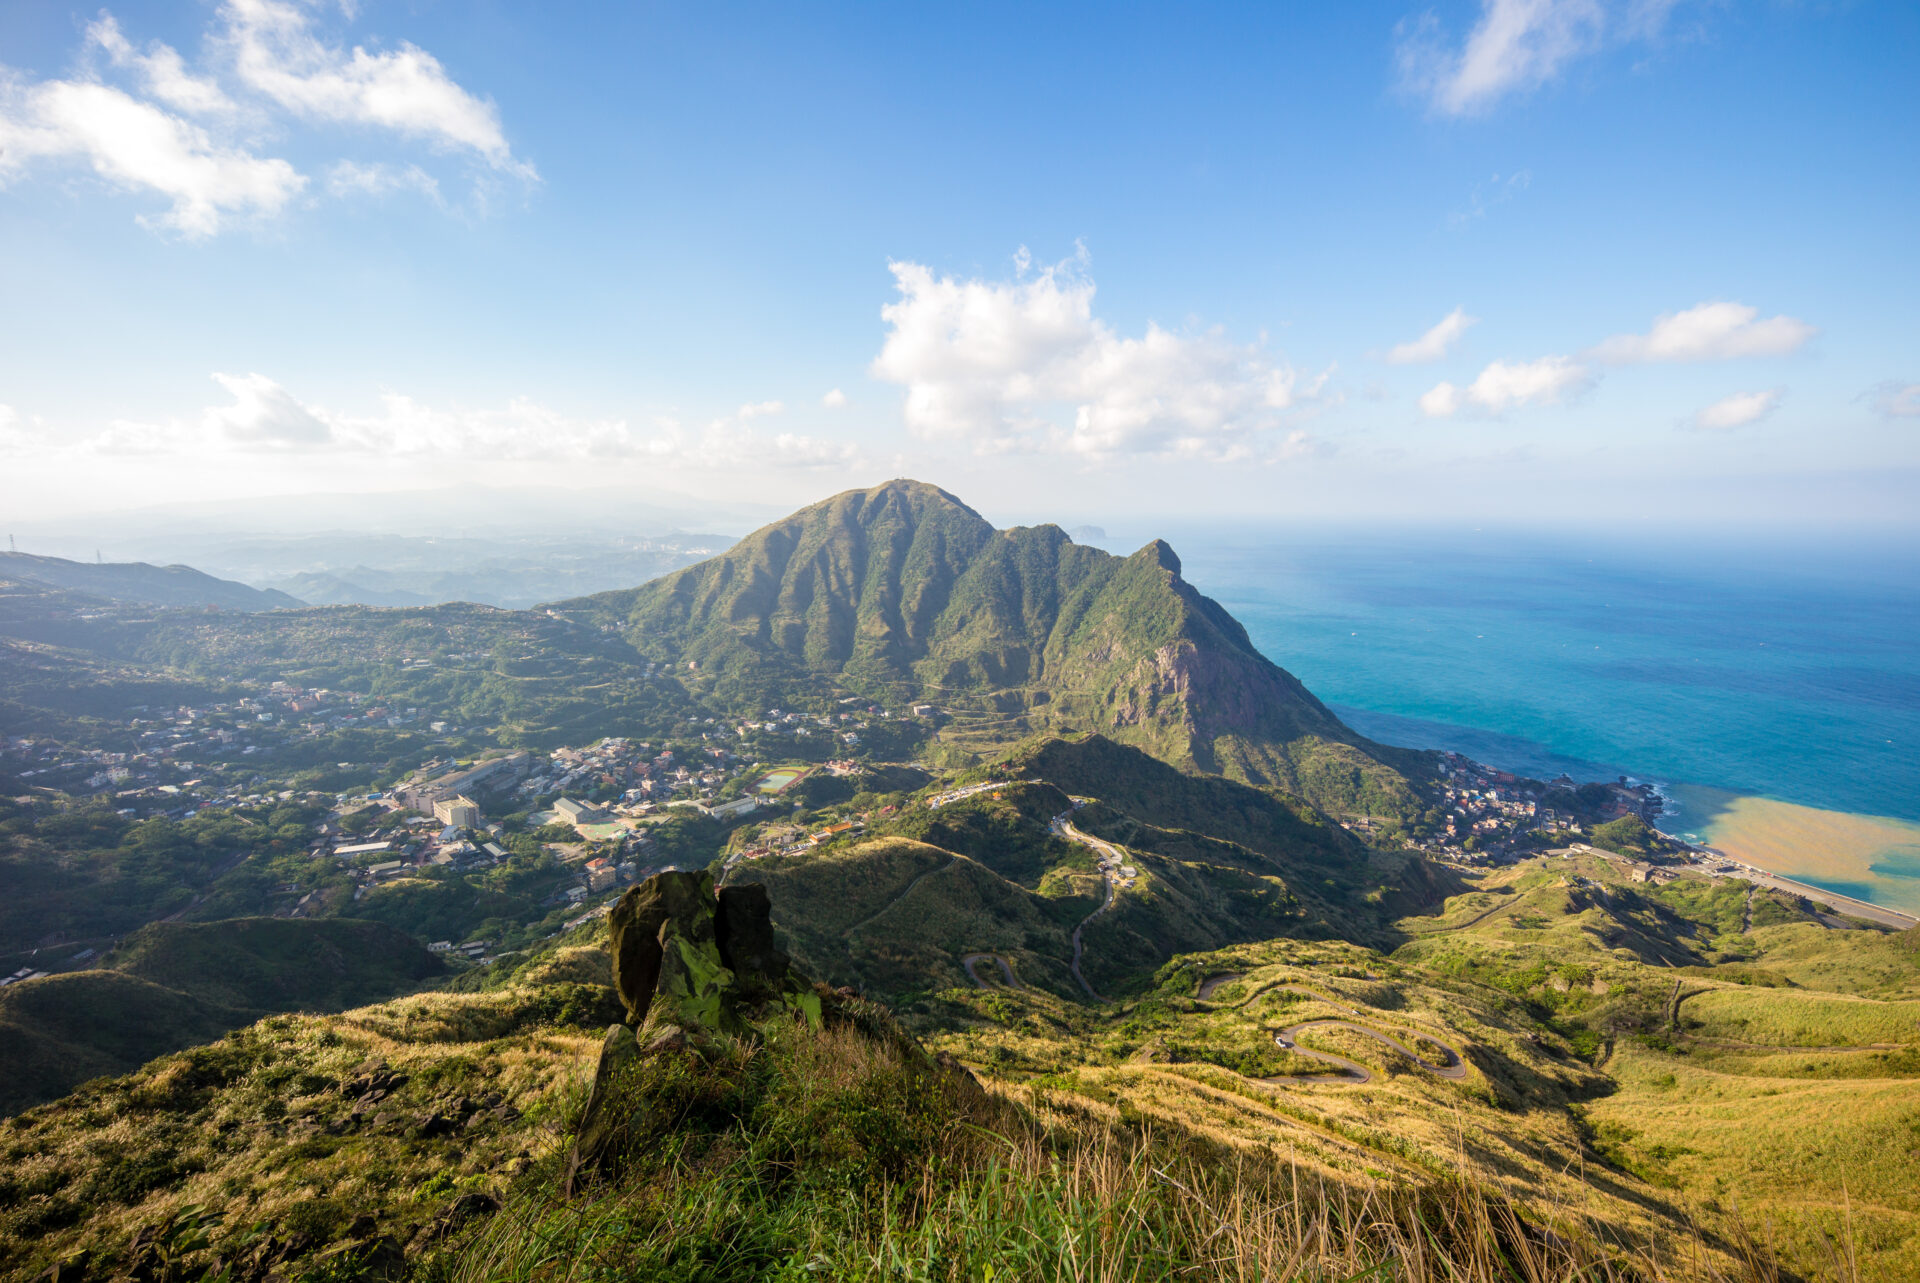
1414,892,1518,935
961,952,1019,989
1200,974,1470,1085
844,855,956,940
1742,885,1755,933
1664,977,1686,1031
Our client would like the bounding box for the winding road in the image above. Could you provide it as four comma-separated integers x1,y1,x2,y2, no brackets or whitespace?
962,952,1019,989
1056,816,1126,1001
1198,973,1470,1086
955,812,1127,1001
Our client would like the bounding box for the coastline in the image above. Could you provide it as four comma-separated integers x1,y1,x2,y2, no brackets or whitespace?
1661,784,1920,918
1339,704,1920,921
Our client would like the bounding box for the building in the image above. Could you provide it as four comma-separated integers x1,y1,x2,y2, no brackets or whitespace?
433,794,481,829
554,797,609,825
399,751,532,813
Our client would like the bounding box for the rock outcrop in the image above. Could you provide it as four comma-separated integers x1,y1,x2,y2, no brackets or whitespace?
565,871,825,1193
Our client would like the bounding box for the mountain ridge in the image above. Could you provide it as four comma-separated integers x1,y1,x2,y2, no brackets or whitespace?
562,479,1428,818
0,551,303,612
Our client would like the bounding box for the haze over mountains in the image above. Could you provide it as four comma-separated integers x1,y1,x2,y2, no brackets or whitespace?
0,551,301,613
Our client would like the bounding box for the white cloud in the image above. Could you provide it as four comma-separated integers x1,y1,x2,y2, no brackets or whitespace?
88,15,235,117
204,371,333,446
1420,355,1591,417
1868,382,1920,419
1592,301,1815,363
821,388,848,409
1399,0,1685,116
1386,307,1477,364
1693,388,1782,430
220,0,533,178
0,5,529,234
326,160,441,202
0,77,304,236
81,374,856,470
870,249,1318,458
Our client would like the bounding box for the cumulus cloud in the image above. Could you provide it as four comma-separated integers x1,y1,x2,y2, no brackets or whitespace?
1592,301,1815,364
870,248,1319,459
1866,381,1920,419
1692,388,1782,430
821,388,848,409
0,77,304,236
0,4,529,235
1399,0,1684,116
1386,307,1477,364
83,375,856,470
219,0,533,178
88,15,235,117
204,371,333,446
1419,355,1591,417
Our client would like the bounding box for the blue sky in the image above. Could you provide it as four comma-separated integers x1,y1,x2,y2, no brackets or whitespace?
2,1,1916,528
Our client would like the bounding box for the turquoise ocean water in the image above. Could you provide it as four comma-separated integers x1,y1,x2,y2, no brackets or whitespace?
1136,526,1920,841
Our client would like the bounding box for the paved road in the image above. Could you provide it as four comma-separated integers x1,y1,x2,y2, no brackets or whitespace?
1054,817,1125,1001
1199,973,1470,1086
961,952,1019,989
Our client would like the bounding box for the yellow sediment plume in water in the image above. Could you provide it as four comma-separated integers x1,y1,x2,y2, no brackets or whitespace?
1669,784,1920,915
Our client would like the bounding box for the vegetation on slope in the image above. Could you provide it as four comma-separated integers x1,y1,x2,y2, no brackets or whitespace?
563,480,1431,820
0,917,443,1115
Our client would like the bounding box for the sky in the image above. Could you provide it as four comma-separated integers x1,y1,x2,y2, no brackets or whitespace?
1,0,1916,532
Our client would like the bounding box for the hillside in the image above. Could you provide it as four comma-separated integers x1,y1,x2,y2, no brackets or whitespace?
725,737,1453,1002
8,866,1905,1281
0,917,443,1115
563,479,1429,819
0,551,302,612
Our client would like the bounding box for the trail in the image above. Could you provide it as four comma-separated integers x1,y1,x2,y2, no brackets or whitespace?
844,854,956,940
1415,892,1520,935
961,952,1019,989
1742,885,1755,934
1198,974,1470,1086
1054,816,1125,1001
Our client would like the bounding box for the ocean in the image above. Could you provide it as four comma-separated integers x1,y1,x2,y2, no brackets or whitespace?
1139,524,1920,914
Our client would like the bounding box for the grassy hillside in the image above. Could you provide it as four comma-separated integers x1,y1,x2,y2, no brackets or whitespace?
0,917,443,1115
564,480,1431,819
0,898,1798,1283
727,744,1452,1004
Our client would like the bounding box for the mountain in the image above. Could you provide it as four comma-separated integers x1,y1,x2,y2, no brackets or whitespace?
0,551,303,612
565,479,1428,818
0,917,444,1115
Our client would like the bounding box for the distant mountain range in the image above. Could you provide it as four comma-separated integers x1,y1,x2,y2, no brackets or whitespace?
564,479,1427,819
0,551,302,612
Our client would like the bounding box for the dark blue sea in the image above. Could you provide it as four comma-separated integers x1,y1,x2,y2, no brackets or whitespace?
1127,524,1920,827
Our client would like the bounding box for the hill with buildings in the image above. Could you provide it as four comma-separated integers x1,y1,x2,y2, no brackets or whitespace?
563,480,1429,821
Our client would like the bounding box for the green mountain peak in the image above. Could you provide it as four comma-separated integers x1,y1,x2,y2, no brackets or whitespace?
567,481,1425,817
